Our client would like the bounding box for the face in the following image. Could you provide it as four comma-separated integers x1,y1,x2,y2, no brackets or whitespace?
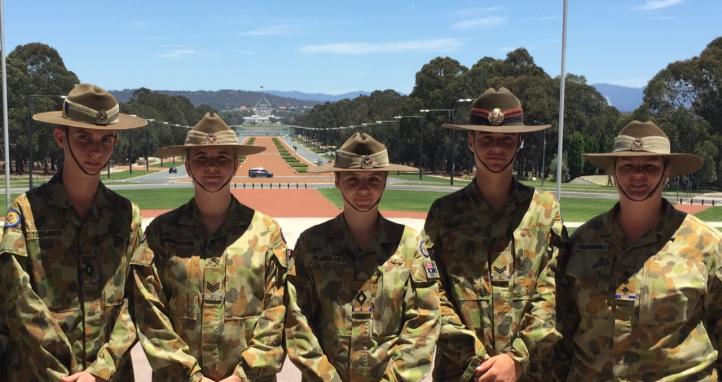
336,171,387,212
613,156,669,200
467,131,520,172
186,147,238,191
54,126,117,174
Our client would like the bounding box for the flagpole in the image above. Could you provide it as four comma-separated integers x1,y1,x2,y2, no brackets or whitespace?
0,0,11,210
556,0,568,201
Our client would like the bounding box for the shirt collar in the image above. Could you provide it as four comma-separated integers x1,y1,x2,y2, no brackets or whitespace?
43,171,109,222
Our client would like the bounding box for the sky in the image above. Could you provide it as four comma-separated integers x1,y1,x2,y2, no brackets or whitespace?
4,0,721,94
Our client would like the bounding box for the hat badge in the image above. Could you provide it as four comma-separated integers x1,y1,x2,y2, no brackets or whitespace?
95,110,108,124
631,137,644,151
488,108,505,125
206,133,217,144
360,156,374,169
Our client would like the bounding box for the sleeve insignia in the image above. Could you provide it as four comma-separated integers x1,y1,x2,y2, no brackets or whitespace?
3,209,21,228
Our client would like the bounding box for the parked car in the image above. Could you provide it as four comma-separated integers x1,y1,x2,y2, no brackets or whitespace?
248,167,273,178
168,166,178,174
315,159,325,165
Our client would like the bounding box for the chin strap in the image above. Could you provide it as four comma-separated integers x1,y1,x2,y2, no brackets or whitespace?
614,162,668,202
472,134,521,174
187,155,239,194
338,174,387,213
64,127,114,176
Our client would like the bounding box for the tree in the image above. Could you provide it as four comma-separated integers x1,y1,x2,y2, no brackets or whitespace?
7,43,79,174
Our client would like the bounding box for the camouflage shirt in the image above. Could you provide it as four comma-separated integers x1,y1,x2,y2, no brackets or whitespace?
557,200,722,381
131,197,288,382
285,214,440,382
423,180,565,381
0,173,141,382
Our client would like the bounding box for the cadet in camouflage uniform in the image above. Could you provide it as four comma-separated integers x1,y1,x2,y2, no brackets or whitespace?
556,120,722,381
423,88,566,382
0,84,147,382
131,113,287,382
285,133,440,381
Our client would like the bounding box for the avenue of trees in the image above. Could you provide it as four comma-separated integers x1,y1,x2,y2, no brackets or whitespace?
1,43,215,174
293,37,722,188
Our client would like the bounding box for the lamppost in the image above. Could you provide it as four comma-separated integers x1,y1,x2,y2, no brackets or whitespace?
27,94,66,189
145,118,154,171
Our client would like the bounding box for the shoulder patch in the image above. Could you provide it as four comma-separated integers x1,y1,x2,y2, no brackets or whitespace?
417,239,432,258
3,209,21,228
424,261,440,280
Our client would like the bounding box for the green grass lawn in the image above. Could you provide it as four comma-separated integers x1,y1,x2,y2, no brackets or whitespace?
319,188,448,212
695,207,722,221
100,169,155,180
114,188,195,209
1,187,195,213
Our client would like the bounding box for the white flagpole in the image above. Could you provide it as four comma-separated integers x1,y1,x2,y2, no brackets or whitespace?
556,0,568,201
0,0,10,209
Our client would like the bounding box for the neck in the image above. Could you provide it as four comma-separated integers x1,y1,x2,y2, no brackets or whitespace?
343,206,379,250
617,195,664,241
475,167,513,211
194,185,232,234
62,163,100,218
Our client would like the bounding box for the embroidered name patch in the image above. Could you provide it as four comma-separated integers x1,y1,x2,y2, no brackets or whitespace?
26,229,65,240
578,243,609,251
312,254,346,264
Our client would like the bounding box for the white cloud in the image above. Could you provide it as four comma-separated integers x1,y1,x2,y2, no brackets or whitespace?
300,38,463,55
451,15,506,30
454,6,504,18
156,49,197,60
635,0,682,11
238,25,296,36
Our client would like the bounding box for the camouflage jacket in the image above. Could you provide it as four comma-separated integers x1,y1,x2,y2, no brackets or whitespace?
131,198,288,382
423,180,565,381
285,214,440,382
557,200,722,381
0,173,141,382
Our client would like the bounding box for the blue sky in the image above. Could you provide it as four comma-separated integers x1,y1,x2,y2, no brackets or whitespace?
5,0,721,94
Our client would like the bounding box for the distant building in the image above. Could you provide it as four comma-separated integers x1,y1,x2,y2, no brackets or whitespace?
244,96,278,125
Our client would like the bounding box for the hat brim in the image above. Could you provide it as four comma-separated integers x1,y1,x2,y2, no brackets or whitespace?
33,111,148,130
443,123,550,133
156,144,265,158
308,163,418,173
584,152,703,177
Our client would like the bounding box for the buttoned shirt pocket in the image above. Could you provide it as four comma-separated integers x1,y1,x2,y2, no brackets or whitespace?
101,234,130,308
373,259,408,339
224,246,265,319
638,256,706,325
164,247,200,320
566,252,610,325
451,273,491,334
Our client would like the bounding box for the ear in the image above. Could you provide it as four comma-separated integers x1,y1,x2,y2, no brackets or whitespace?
53,128,66,149
467,131,475,151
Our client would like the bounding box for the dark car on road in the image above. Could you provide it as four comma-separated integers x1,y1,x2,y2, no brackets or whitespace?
168,166,178,174
248,167,273,178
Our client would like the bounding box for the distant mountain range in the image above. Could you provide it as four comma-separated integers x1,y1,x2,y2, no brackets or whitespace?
110,89,319,109
591,83,645,112
265,90,370,103
112,85,642,113
110,89,371,110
